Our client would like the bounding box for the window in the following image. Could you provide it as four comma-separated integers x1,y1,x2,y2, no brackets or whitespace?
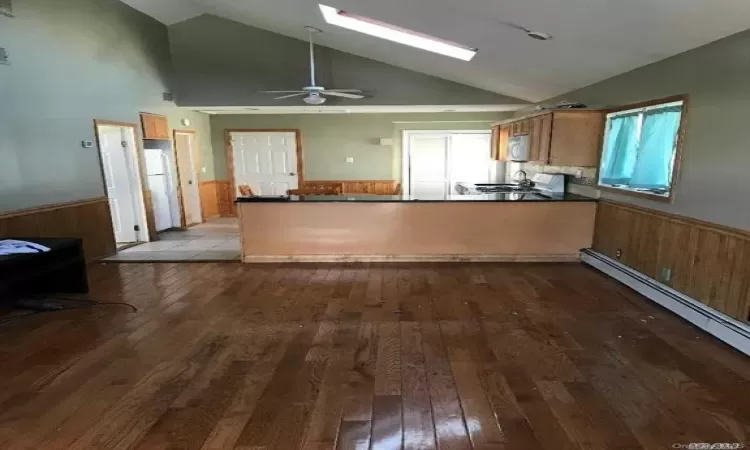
598,96,686,201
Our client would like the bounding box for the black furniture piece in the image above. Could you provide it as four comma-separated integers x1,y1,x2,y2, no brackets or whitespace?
0,238,89,305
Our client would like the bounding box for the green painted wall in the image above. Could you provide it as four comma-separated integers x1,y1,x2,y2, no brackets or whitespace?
0,0,213,213
209,112,512,181
539,29,750,231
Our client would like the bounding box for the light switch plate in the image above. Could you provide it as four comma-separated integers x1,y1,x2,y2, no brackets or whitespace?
346,157,354,163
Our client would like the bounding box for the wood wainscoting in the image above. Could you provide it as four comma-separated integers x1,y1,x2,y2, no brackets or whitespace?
0,197,116,261
200,180,236,218
594,200,750,323
199,181,220,220
304,180,399,195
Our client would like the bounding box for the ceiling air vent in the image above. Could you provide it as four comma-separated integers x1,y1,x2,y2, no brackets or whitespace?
0,0,13,18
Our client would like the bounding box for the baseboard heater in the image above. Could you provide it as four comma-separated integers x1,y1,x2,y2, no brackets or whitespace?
580,248,750,357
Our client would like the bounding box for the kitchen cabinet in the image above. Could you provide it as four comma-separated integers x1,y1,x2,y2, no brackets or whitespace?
140,113,170,140
491,125,510,161
493,110,604,167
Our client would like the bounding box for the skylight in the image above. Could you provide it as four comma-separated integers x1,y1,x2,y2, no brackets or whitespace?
318,4,477,61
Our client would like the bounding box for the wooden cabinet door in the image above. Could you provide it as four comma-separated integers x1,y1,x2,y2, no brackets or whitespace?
493,125,510,160
140,113,170,140
519,119,531,135
548,111,604,167
531,113,553,163
154,116,170,140
491,126,500,160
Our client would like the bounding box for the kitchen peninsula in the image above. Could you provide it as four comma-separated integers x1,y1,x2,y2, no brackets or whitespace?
236,193,596,262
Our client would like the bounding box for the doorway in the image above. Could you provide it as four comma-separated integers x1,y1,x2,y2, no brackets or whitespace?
227,129,303,196
173,130,203,227
94,121,149,245
402,130,493,197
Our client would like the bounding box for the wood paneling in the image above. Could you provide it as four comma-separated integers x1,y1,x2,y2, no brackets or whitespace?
304,180,399,195
238,201,596,262
0,197,116,261
199,181,220,220
199,180,235,218
2,262,750,448
216,180,235,217
594,200,750,323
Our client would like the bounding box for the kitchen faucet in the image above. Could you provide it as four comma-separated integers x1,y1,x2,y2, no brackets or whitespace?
514,170,533,188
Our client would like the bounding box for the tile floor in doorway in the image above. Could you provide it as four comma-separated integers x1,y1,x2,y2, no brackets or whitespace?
104,218,240,262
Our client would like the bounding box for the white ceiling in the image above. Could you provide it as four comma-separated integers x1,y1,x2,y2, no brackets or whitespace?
196,105,526,114
120,0,750,102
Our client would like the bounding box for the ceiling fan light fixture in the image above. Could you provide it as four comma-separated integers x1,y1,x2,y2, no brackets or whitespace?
303,94,327,105
319,4,477,61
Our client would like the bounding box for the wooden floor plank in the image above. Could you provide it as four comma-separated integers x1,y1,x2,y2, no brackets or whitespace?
0,262,748,450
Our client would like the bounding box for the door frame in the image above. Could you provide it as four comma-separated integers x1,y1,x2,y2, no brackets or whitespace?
224,128,305,197
172,129,204,228
401,129,492,195
93,120,154,243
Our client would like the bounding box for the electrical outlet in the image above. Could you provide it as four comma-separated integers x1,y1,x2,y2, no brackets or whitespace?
616,248,622,259
661,268,673,283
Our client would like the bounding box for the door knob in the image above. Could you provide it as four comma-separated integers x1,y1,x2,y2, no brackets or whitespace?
289,172,297,176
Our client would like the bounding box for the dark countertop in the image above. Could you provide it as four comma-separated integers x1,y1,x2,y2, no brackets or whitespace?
235,192,596,203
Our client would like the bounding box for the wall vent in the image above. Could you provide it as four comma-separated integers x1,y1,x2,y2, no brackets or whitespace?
0,0,13,18
162,92,174,102
0,48,8,65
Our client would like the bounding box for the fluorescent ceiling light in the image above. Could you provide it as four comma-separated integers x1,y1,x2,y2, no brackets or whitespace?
319,4,477,61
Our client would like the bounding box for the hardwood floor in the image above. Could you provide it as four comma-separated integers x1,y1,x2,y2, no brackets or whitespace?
1,262,749,449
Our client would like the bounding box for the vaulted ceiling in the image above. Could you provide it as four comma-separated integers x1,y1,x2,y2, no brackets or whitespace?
120,0,750,102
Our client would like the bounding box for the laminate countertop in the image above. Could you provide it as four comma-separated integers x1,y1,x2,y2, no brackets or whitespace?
235,192,596,203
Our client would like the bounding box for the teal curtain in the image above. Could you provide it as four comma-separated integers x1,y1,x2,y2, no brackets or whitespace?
628,106,682,189
600,113,639,186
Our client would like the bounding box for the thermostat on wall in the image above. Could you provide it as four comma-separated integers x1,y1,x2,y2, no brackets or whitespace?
379,138,393,146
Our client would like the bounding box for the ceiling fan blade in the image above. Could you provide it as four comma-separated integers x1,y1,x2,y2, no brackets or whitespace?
322,91,365,99
261,90,306,94
274,93,307,99
324,89,364,93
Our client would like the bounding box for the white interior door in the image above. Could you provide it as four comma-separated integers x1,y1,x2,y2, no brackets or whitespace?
408,134,449,197
175,132,203,225
98,125,139,243
230,131,299,195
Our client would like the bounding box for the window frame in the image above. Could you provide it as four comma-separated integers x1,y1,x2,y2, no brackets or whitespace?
596,94,689,203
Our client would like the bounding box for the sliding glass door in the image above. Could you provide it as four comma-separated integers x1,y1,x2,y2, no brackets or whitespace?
404,131,492,197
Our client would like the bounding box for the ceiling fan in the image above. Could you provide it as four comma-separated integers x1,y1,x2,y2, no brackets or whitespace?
260,26,365,105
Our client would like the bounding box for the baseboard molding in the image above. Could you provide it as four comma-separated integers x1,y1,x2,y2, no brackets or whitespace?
243,254,580,263
581,249,750,356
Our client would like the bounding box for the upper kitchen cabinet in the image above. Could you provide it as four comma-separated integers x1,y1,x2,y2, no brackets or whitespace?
140,113,170,140
493,110,604,167
491,124,511,160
